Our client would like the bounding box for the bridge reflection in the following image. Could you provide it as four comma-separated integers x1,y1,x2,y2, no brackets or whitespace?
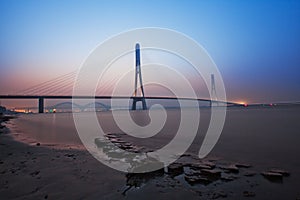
48,101,111,112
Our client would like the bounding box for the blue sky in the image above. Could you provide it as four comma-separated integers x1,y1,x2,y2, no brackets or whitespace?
0,0,300,103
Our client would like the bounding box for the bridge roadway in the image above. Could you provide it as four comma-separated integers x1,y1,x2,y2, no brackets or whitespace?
0,95,229,113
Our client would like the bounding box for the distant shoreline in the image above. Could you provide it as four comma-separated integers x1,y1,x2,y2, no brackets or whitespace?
4,102,300,115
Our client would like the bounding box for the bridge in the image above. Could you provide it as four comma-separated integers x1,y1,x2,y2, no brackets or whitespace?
0,95,218,112
0,43,234,113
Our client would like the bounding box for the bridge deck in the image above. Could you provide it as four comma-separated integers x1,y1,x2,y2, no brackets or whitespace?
0,95,233,113
0,95,213,102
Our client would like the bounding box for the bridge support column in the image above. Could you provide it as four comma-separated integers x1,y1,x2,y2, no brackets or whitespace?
38,97,44,113
132,97,147,110
131,43,147,110
210,74,218,107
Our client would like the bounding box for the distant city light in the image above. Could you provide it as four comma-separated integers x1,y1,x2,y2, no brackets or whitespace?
49,108,57,113
237,101,248,107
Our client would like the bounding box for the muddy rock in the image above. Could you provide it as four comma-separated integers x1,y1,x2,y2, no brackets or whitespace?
184,175,211,185
212,190,227,199
201,169,222,177
235,163,251,168
269,169,290,176
221,174,238,182
244,170,257,177
220,164,239,173
190,163,213,170
261,171,283,182
243,191,255,197
167,163,184,177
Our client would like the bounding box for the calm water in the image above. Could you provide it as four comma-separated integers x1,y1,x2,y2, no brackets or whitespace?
9,106,300,166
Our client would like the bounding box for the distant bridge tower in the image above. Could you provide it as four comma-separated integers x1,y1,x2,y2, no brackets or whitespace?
132,43,147,110
210,74,218,107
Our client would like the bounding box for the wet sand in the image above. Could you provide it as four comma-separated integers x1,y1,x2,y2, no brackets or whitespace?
1,106,300,199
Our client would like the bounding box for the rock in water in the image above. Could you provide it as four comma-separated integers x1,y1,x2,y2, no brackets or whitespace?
243,191,255,197
189,163,212,170
167,163,183,177
261,171,283,182
269,169,290,176
243,170,257,177
235,163,251,168
212,190,227,199
201,169,222,177
221,174,238,182
184,175,211,185
220,164,239,173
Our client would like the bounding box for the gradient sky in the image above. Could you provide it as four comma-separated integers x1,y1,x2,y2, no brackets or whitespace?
0,0,300,105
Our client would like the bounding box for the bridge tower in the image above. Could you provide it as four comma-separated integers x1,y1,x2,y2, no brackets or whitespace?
132,43,147,110
210,74,218,107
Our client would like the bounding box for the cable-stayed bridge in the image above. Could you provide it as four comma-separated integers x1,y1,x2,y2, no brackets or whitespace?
0,43,234,113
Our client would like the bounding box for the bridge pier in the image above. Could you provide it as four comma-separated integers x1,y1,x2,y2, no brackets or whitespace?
132,97,147,110
38,97,44,113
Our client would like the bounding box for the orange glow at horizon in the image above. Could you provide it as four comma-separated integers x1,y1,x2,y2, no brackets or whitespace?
235,101,248,106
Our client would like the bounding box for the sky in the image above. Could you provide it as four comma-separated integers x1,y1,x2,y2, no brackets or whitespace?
0,0,300,106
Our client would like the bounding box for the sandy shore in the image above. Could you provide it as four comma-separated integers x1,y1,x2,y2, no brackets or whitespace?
1,107,300,199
